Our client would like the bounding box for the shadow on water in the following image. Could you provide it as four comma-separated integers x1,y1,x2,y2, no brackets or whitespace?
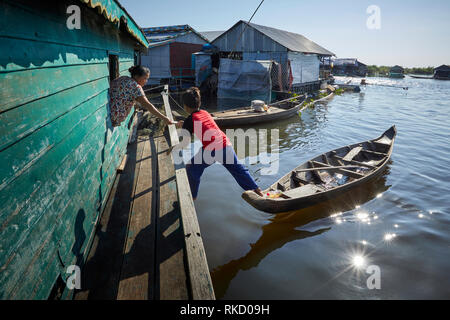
211,166,392,299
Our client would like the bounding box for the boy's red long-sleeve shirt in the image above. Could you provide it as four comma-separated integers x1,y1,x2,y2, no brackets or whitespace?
182,110,232,151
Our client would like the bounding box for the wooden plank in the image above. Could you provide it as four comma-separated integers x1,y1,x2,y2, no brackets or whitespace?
312,161,365,179
117,155,128,173
361,149,387,157
117,137,157,300
0,1,136,69
0,94,107,189
331,155,376,169
308,161,326,184
0,111,106,270
282,184,323,198
73,138,146,300
0,63,109,113
4,119,133,299
0,78,110,151
291,172,309,186
1,106,135,299
343,146,363,162
161,87,215,300
156,137,189,300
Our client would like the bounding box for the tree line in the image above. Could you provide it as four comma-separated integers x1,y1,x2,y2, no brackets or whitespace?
367,65,434,76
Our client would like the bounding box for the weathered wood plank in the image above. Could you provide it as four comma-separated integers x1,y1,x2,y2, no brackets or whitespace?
343,146,363,162
156,137,189,300
117,137,157,300
0,78,109,151
0,36,133,73
0,1,136,65
0,63,109,113
73,138,146,300
0,91,108,189
161,87,215,300
0,0,140,300
1,117,130,299
331,155,376,169
0,107,134,282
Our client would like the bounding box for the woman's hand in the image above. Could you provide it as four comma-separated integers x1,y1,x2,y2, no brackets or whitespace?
163,117,177,126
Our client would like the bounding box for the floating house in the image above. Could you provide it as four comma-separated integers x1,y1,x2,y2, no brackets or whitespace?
211,20,335,95
140,25,209,86
433,65,450,80
0,0,148,299
389,65,405,78
332,58,368,77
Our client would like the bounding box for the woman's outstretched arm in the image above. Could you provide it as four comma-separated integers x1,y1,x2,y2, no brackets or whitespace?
136,95,176,125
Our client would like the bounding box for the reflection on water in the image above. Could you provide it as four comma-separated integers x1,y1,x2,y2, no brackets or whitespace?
211,172,390,299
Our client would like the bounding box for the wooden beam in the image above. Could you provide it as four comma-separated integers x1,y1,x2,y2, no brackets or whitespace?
156,137,189,300
361,149,387,157
311,161,365,179
343,146,363,162
161,86,215,300
117,154,128,173
117,137,157,300
330,154,376,169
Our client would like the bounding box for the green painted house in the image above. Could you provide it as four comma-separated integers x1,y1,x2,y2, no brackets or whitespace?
0,0,149,299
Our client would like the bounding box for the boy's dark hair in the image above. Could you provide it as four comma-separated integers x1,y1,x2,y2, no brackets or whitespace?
182,87,201,110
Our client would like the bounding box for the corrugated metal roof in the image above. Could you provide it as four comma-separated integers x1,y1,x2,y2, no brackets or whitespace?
142,25,209,45
435,65,450,71
333,58,367,67
200,31,225,42
247,21,334,56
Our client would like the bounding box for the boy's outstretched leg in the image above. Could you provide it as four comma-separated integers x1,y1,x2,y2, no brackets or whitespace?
221,147,264,197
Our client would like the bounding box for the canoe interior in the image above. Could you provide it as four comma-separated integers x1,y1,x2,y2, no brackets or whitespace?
243,126,397,213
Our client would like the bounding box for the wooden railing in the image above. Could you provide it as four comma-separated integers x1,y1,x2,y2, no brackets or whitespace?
161,85,216,300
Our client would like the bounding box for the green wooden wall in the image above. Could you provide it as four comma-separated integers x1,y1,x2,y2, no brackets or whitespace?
0,0,143,299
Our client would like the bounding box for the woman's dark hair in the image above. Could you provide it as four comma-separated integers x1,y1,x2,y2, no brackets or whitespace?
182,87,201,110
129,65,150,78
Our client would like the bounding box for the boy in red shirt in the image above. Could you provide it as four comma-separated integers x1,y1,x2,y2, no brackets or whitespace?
177,87,263,200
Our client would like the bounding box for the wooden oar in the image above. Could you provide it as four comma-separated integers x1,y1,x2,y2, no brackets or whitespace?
295,165,369,173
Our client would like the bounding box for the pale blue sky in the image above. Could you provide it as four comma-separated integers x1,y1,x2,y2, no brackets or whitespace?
121,0,450,67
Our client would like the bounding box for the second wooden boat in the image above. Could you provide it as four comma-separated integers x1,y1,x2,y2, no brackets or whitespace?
242,126,397,213
211,96,306,128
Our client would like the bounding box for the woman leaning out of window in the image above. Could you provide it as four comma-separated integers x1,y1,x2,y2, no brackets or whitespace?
109,65,175,127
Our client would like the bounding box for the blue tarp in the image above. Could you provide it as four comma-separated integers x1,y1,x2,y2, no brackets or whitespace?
218,58,272,102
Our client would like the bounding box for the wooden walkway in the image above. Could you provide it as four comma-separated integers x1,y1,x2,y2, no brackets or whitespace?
74,89,214,300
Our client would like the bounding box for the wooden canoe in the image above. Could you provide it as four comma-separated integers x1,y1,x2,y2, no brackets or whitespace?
242,126,397,214
210,96,306,128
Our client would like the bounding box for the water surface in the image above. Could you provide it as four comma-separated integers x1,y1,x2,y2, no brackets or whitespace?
190,77,450,299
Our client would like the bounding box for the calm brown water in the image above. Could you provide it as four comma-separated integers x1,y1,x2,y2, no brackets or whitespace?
188,77,450,299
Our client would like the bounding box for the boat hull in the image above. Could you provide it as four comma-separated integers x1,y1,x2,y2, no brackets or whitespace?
242,126,397,214
211,97,306,128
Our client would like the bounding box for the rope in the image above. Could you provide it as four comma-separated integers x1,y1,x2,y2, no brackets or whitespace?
168,93,190,117
144,84,166,93
228,0,265,58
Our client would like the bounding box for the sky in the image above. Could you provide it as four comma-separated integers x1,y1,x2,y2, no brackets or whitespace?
121,0,450,67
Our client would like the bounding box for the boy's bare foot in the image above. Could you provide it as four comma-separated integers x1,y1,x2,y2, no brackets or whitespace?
254,188,264,197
